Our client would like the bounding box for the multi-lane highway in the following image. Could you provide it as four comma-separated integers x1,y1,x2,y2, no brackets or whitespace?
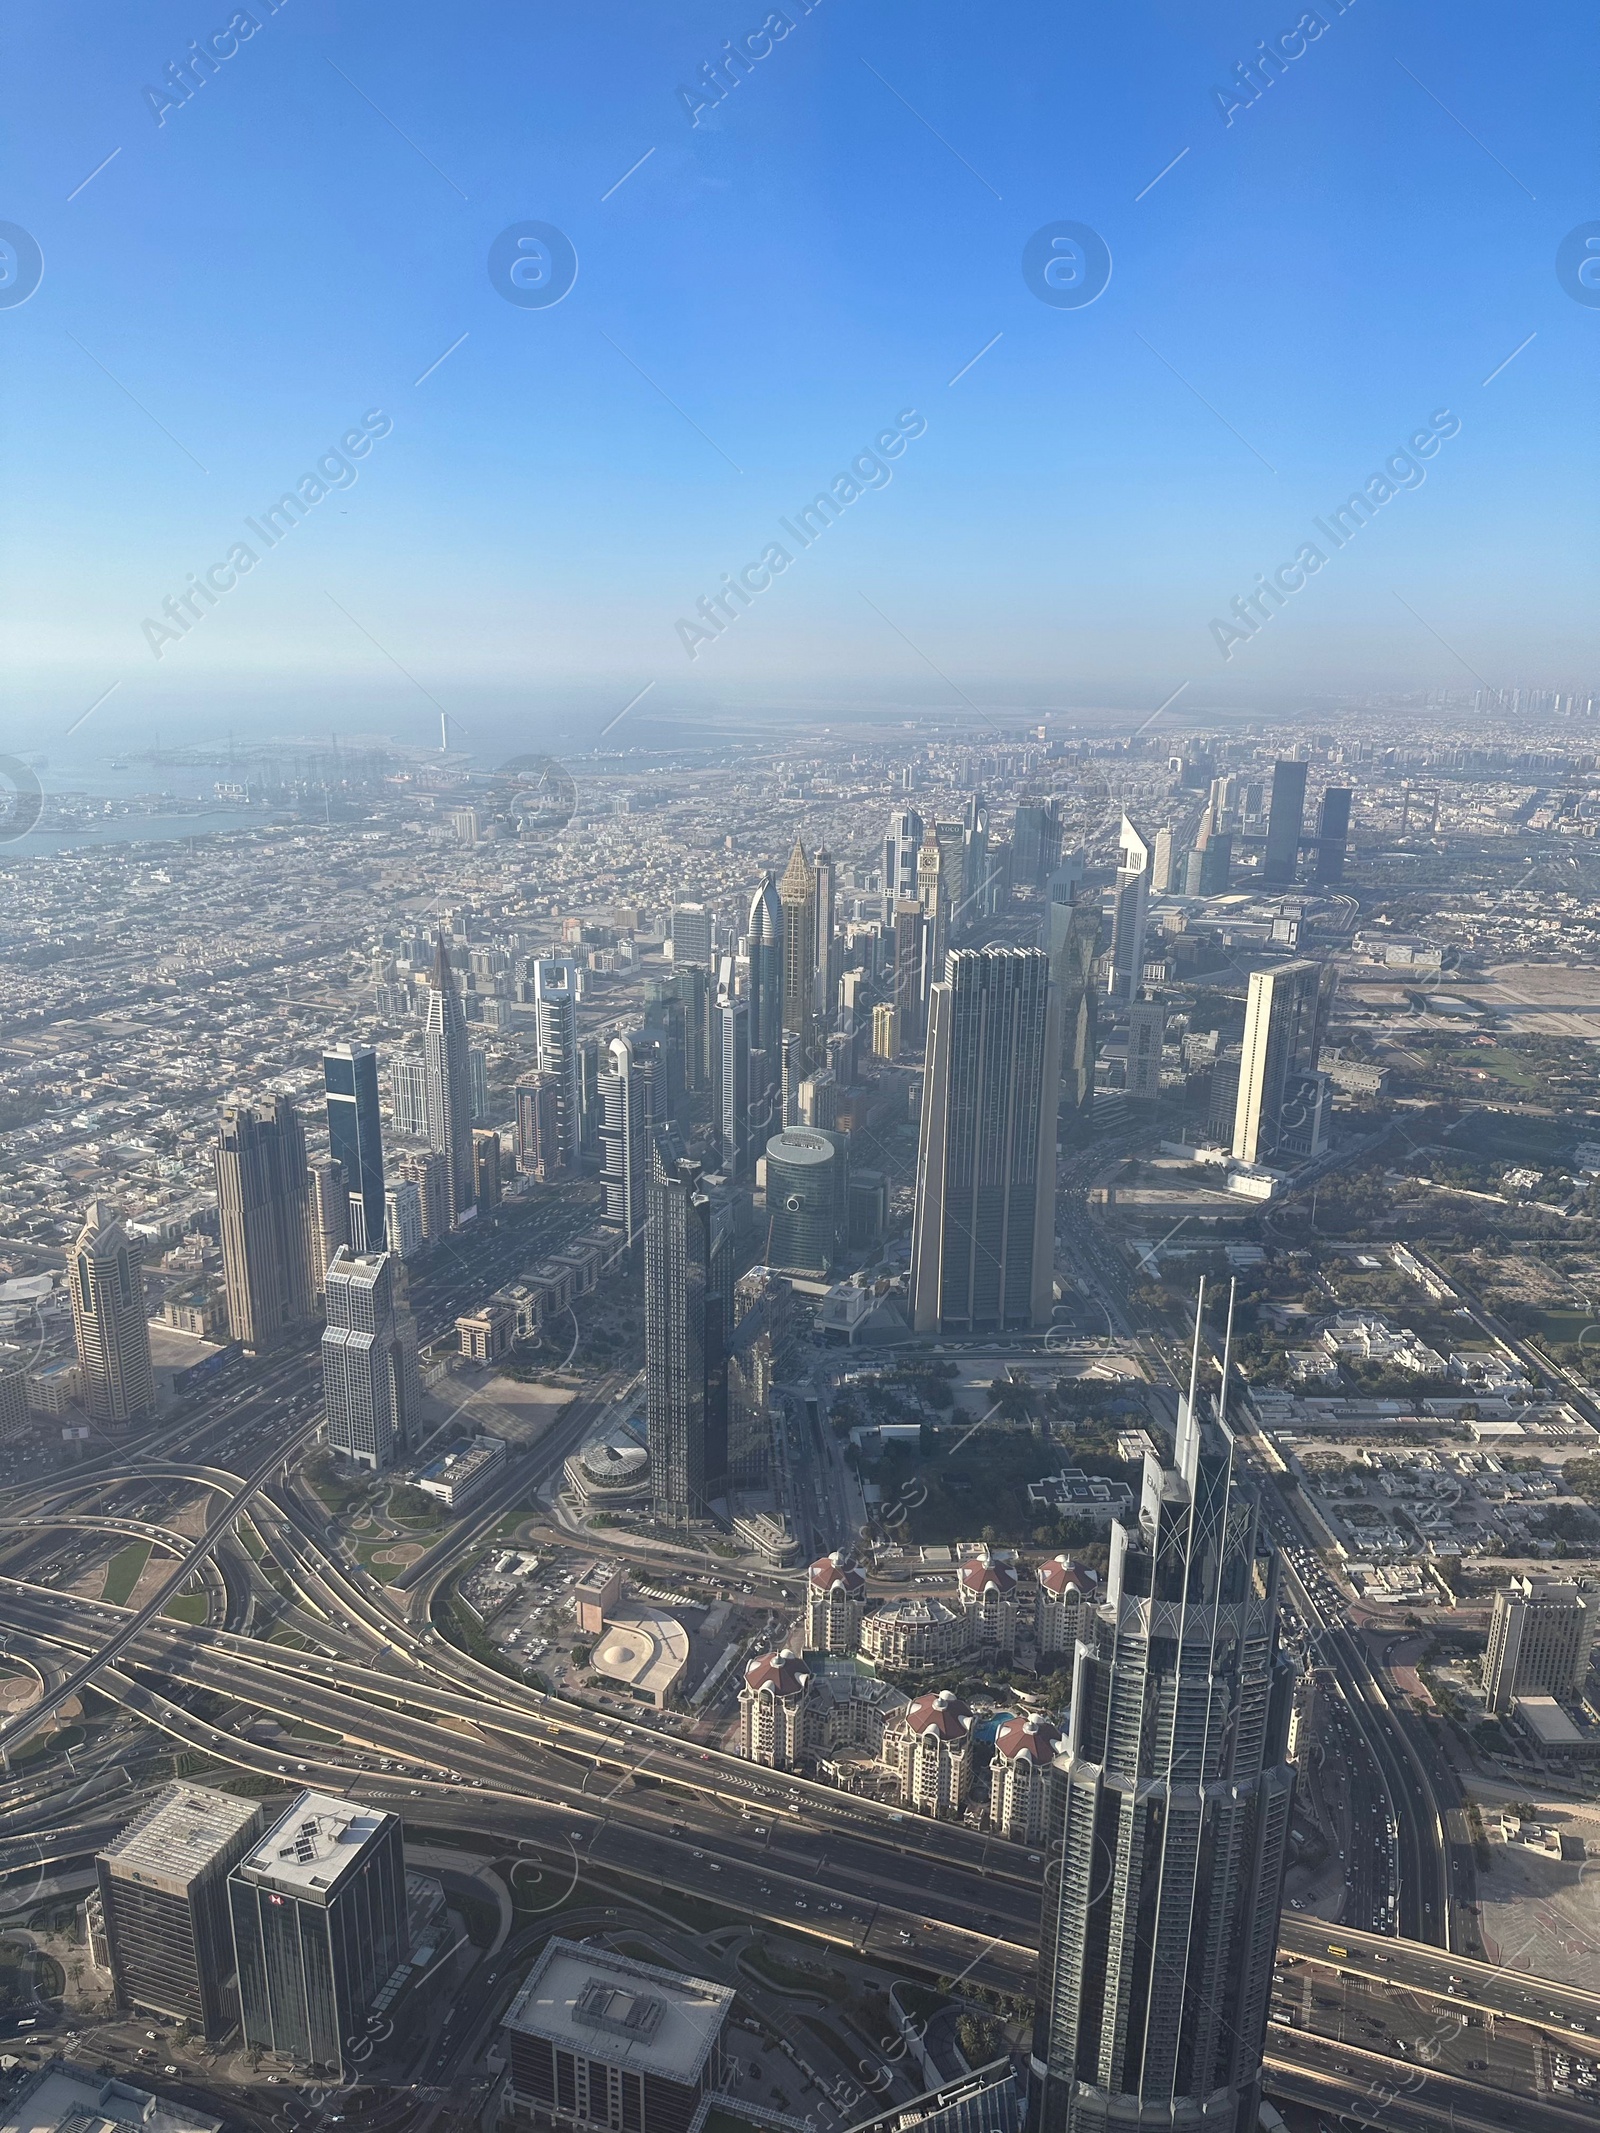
1059,1133,1469,1955
0,1162,1573,2131
1278,1916,1600,2050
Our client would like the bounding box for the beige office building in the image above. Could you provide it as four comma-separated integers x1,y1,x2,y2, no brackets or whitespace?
68,1202,155,1425
1483,1576,1595,1714
1231,958,1335,1166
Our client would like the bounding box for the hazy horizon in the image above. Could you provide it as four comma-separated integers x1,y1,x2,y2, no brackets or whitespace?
4,1,1594,760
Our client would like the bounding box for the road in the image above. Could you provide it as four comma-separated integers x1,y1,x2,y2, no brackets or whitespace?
1058,1128,1470,1952
0,1167,1570,2130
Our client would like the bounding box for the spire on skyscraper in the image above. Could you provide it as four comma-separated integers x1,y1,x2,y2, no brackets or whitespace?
778,840,817,1065
423,928,474,1227
1029,1279,1295,2133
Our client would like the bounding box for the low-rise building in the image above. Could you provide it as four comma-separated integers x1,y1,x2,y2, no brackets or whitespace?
1318,1312,1445,1375
573,1560,625,1636
413,1433,508,1511
813,1656,909,1762
458,1297,516,1365
1025,1471,1136,1524
589,1606,689,1708
729,1504,800,1566
883,1690,974,1818
861,1594,976,1671
4,2064,222,2133
564,1433,652,1508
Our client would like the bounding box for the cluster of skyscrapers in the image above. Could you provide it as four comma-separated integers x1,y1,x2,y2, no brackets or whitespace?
196,941,494,1467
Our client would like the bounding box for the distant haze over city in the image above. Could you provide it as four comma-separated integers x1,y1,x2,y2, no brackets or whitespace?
4,13,1598,2133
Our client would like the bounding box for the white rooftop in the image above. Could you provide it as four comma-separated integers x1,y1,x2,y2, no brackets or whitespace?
238,1791,393,1896
100,1784,259,1893
504,1940,732,2085
3,2065,221,2133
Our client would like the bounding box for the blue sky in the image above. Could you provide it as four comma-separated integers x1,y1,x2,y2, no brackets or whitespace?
2,0,1593,755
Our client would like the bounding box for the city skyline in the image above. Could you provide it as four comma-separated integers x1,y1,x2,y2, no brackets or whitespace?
3,9,1600,2106
2,3,1593,754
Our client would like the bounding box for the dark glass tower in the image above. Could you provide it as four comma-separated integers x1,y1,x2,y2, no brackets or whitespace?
1312,786,1353,884
645,1142,731,1518
910,946,1059,1334
1030,1288,1295,2133
1262,759,1309,886
324,1044,385,1254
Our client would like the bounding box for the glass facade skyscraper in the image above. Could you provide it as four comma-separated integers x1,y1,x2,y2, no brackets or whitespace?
745,873,783,1062
531,959,583,1176
599,1035,652,1254
229,1792,406,2077
1230,959,1335,1167
779,839,817,1067
1262,759,1309,886
712,991,750,1177
763,1127,844,1279
911,946,1058,1335
98,1782,265,2041
213,1098,316,1356
645,1143,732,1518
323,1044,385,1255
1029,1289,1295,2133
67,1200,155,1425
423,932,474,1227
320,1247,421,1471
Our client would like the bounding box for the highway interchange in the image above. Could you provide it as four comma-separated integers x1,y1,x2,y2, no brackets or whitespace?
0,1148,1593,2133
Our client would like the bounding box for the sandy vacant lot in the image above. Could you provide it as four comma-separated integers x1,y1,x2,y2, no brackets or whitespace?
424,1368,574,1449
1467,963,1600,1041
1472,1788,1600,1988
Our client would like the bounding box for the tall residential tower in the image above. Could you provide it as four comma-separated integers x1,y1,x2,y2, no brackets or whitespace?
214,1098,316,1354
68,1201,155,1425
645,1143,732,1518
779,839,818,1069
320,1247,421,1471
531,959,583,1176
1231,959,1335,1167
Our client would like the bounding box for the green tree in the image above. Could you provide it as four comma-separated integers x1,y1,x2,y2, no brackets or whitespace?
957,2013,1002,2064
